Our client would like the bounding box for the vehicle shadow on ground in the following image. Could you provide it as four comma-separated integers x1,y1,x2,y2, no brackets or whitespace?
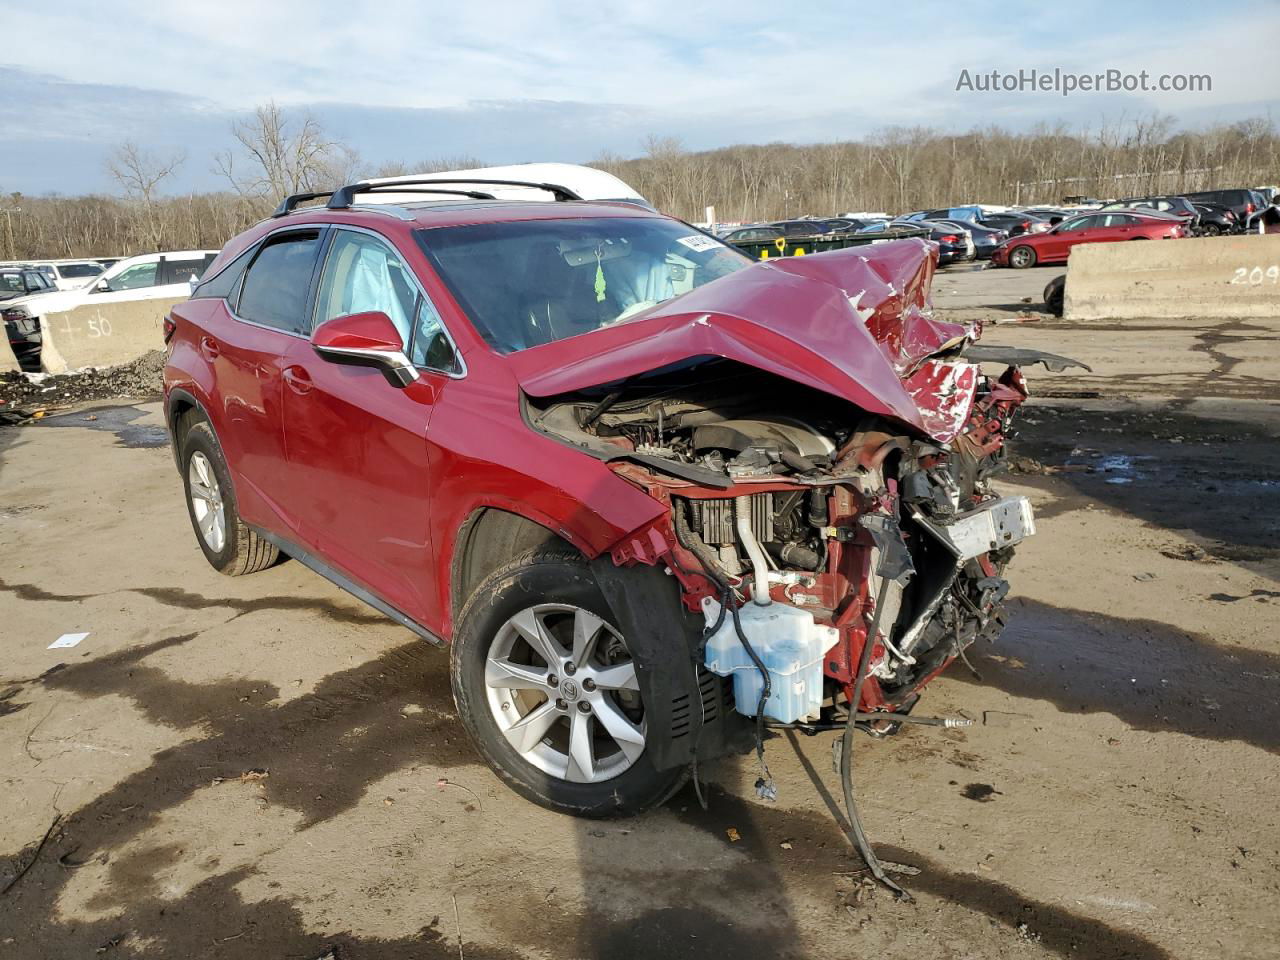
954,597,1280,754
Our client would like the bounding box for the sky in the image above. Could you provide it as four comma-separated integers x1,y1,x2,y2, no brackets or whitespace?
2,0,1278,195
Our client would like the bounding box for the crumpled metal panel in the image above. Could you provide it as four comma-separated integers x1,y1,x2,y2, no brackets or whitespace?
507,239,980,442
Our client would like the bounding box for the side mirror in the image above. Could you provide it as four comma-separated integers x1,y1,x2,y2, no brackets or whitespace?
93,278,110,293
312,311,419,388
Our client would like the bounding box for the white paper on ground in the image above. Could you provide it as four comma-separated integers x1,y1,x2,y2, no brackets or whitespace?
49,632,89,649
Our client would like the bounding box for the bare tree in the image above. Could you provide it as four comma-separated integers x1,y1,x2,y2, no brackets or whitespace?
214,101,345,204
106,141,185,251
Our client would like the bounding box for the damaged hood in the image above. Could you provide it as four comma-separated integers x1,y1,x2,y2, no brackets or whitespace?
507,239,978,441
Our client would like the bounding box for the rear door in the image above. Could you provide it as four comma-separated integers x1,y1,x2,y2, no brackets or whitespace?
207,229,325,534
279,226,461,623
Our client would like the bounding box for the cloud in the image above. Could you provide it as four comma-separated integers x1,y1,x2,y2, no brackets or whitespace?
2,0,1278,194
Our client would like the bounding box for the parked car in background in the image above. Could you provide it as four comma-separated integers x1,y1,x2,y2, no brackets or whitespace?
770,219,838,237
723,224,783,244
992,210,1186,268
896,220,974,265
1,267,59,366
1189,202,1238,235
0,250,218,370
934,218,1008,259
17,260,107,290
977,211,1052,236
1098,196,1200,232
1019,207,1072,225
1182,189,1261,224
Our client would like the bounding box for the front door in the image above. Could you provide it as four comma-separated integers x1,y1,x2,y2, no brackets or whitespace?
280,227,460,624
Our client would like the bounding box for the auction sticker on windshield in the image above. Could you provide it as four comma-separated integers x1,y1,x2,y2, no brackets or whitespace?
677,234,722,253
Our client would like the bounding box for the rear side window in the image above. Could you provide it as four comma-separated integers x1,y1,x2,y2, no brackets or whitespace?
236,233,321,335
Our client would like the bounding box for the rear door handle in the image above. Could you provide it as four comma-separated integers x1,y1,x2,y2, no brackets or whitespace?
282,365,314,395
199,336,220,360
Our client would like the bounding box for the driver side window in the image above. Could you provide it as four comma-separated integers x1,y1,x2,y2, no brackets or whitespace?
314,230,417,345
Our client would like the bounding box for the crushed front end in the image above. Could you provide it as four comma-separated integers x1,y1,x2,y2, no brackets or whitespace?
520,240,1067,757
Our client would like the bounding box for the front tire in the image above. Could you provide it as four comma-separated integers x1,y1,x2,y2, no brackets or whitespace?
1008,245,1037,269
179,413,279,576
451,549,685,817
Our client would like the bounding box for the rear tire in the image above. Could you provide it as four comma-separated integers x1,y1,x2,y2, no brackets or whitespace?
178,411,279,576
451,548,686,818
1008,245,1037,269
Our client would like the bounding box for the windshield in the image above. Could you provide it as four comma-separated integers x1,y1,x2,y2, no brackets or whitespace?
417,217,750,353
0,273,24,294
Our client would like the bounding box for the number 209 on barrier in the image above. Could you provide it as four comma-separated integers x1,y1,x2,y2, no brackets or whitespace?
1231,265,1280,285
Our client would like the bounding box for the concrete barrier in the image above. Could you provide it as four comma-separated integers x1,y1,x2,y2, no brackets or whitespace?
1065,234,1280,320
1,336,19,374
39,296,187,373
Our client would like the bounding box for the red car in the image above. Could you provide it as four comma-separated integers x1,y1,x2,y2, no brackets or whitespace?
163,176,1051,819
992,210,1186,268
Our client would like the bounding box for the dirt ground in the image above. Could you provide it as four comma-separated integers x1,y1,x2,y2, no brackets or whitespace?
1,275,1278,959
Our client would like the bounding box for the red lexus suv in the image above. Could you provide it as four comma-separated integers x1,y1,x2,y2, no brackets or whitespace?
164,174,1054,820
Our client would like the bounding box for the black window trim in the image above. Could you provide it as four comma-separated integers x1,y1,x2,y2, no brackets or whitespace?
313,223,466,379
228,227,329,340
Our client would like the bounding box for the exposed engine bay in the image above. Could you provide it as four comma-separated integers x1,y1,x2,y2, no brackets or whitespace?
527,352,1039,721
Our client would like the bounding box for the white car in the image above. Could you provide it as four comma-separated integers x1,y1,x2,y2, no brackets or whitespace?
14,260,108,291
1,250,218,369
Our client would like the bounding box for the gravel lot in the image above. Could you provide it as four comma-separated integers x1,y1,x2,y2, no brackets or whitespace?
1,277,1277,959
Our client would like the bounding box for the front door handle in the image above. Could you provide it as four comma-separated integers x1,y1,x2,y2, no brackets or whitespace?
282,365,314,395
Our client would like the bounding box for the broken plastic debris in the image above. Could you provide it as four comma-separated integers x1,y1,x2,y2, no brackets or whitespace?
48,632,88,649
754,776,778,802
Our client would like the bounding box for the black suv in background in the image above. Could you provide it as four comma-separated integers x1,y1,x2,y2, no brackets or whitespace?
1182,189,1263,224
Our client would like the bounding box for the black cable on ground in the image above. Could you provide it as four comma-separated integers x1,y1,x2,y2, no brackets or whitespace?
841,575,912,900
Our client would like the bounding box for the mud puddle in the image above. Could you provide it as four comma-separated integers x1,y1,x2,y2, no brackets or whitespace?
35,404,169,448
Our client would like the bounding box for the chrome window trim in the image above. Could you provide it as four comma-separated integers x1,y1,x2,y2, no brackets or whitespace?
313,223,467,380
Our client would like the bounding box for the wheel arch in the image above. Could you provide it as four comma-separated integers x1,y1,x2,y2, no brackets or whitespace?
449,506,581,630
164,386,209,473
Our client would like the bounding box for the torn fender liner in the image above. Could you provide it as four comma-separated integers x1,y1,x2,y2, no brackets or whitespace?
589,557,753,771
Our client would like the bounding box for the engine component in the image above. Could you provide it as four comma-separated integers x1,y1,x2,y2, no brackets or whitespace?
701,595,840,723
687,494,774,545
913,496,1036,559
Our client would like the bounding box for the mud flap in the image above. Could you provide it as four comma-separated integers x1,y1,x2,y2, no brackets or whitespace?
589,558,754,771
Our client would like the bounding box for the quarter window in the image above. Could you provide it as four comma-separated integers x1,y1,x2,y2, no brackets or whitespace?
237,233,321,335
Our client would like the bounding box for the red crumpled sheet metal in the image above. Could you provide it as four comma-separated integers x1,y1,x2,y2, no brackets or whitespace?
508,239,979,442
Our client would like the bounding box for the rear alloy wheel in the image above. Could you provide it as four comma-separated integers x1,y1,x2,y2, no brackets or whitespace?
1203,223,1222,236
1008,245,1037,269
451,550,685,817
179,413,279,576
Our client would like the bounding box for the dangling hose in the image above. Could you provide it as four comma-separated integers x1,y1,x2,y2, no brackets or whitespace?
841,574,912,900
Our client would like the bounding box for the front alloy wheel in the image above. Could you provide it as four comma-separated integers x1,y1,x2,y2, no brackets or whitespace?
1008,245,1037,268
485,603,645,784
451,549,686,817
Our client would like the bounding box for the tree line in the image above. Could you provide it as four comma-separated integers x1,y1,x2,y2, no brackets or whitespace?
2,106,1276,260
